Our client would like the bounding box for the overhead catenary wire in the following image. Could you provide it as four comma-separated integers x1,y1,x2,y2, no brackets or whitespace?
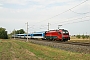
29,18,90,32
47,0,88,20
28,0,89,32
70,10,90,14
61,19,90,25
31,15,90,32
31,0,88,25
51,15,90,25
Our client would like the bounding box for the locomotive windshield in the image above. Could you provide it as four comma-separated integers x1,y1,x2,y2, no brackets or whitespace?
62,30,69,34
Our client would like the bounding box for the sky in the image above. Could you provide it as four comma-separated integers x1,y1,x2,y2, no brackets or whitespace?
0,0,90,35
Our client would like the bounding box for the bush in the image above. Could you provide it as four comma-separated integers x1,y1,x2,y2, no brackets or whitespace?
82,35,85,39
76,35,81,39
0,27,8,39
85,35,89,39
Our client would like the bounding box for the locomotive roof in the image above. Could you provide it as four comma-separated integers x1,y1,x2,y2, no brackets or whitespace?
45,29,68,32
48,29,65,31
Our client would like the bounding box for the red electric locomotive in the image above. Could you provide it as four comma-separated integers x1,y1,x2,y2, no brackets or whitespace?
45,29,70,41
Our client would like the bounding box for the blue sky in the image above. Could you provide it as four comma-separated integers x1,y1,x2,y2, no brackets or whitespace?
0,0,90,35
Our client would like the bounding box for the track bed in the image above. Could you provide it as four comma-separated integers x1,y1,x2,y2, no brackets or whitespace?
16,39,90,54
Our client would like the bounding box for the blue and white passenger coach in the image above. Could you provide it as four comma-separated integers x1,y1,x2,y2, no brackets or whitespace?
31,32,45,39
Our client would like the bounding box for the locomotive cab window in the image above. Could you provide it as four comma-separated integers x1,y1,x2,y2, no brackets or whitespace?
58,32,61,34
62,30,69,33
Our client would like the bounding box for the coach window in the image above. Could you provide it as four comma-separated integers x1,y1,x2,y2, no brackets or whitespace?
28,35,31,36
33,34,42,36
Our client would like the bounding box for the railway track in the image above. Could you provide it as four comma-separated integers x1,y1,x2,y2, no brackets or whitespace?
30,39,90,46
16,38,90,46
61,42,90,46
15,39,90,54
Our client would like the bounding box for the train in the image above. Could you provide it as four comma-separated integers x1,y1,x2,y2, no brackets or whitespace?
12,29,70,41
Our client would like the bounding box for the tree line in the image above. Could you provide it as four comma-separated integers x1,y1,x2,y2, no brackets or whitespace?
76,35,90,39
0,27,25,39
0,27,8,39
11,29,25,35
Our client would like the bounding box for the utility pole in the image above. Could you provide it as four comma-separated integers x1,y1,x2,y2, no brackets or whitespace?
26,22,29,42
48,23,50,31
14,29,15,39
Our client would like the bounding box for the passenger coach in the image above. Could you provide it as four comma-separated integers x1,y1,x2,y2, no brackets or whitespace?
31,32,45,39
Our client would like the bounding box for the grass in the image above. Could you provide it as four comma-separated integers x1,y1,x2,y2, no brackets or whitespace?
0,39,90,60
70,36,90,43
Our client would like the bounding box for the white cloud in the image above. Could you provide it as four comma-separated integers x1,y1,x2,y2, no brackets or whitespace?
0,3,3,8
0,3,3,5
0,7,3,9
0,0,82,7
0,0,28,5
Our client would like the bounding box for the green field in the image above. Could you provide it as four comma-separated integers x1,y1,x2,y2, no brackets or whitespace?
0,39,90,60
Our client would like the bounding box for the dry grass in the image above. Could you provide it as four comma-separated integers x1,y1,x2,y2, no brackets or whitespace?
0,39,90,60
70,36,90,43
